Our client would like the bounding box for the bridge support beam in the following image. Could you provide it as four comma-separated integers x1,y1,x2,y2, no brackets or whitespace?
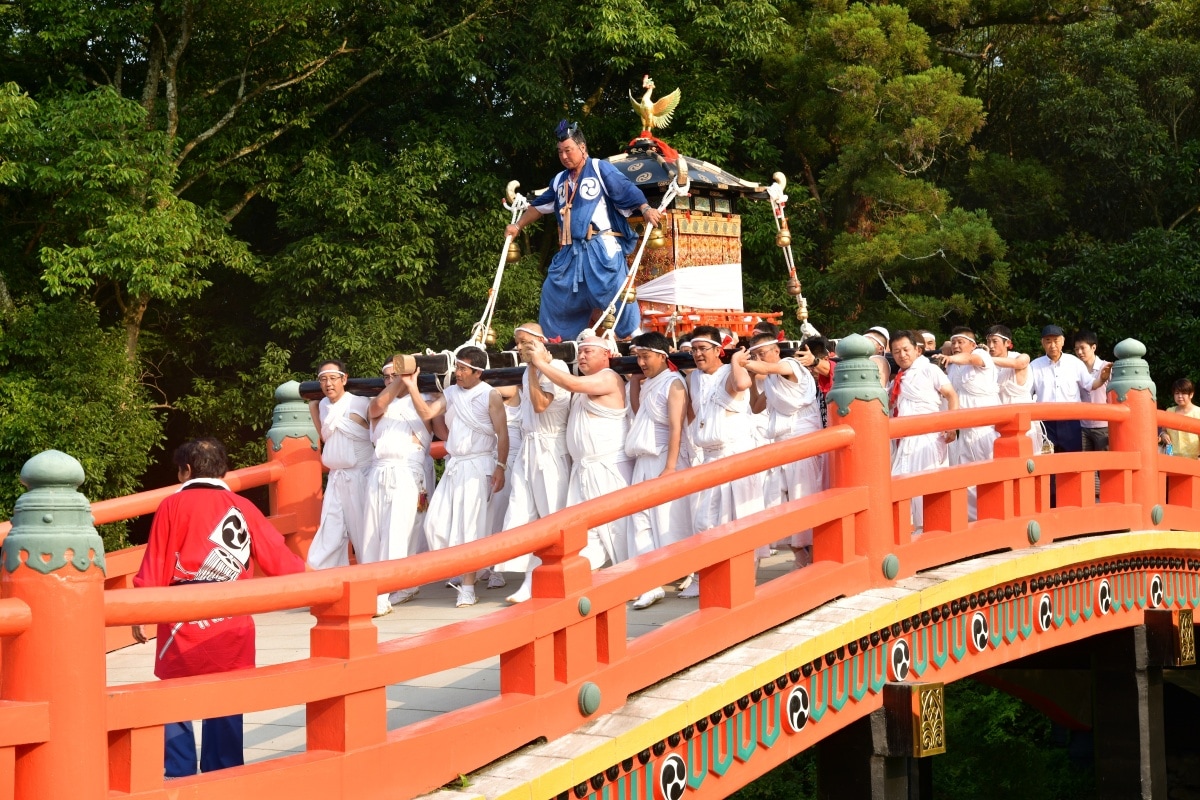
1092,624,1170,799
816,683,942,800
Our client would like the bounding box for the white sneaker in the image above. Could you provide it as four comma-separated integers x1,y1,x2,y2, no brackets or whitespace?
678,578,700,599
390,587,419,605
451,583,477,608
373,597,392,618
632,587,666,610
676,574,694,591
487,572,508,589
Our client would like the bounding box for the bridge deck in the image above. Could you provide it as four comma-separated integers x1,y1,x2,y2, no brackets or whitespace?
105,554,799,765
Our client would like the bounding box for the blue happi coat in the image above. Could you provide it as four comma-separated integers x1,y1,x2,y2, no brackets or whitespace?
531,158,649,339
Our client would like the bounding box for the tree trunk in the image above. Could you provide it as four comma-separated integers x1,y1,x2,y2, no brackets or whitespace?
123,293,150,364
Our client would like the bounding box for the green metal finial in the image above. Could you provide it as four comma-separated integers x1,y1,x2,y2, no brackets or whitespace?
827,334,888,417
3,450,105,575
1108,338,1155,402
266,380,319,452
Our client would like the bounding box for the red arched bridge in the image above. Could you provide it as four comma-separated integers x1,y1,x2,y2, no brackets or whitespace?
0,337,1196,800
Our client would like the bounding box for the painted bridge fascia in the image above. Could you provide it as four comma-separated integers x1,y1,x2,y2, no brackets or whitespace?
436,530,1200,800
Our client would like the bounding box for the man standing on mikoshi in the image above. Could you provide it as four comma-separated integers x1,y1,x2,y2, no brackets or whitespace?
505,120,662,340
132,438,306,778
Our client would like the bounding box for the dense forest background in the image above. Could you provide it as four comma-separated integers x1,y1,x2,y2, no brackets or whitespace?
2,0,1199,523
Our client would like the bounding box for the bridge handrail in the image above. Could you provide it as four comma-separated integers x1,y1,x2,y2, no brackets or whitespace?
1156,408,1200,437
888,402,1129,440
0,460,287,542
103,426,857,625
3,338,1177,800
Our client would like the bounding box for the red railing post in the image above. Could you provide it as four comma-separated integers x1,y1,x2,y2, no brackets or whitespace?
307,581,386,752
825,335,896,581
1,451,107,800
266,381,322,560
501,520,595,696
1106,339,1161,528
986,406,1035,519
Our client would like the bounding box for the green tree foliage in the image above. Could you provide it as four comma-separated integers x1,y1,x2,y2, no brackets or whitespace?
2,0,1199,513
0,300,161,549
766,1,1006,333
935,679,1092,798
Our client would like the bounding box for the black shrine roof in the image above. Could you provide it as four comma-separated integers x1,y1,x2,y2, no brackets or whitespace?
606,140,768,200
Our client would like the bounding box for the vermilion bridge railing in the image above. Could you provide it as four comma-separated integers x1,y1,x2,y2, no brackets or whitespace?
0,337,1194,800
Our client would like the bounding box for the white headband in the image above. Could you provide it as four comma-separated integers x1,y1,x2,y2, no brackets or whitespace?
690,337,724,349
514,326,546,341
454,359,485,372
380,363,394,374
634,345,670,357
578,337,617,354
317,368,345,378
747,339,780,352
950,334,977,346
987,333,1013,344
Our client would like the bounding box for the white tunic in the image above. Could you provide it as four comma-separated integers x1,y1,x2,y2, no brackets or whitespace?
625,370,690,558
759,360,825,548
566,374,633,568
487,400,524,535
318,393,373,470
362,396,430,571
424,382,497,551
308,393,373,570
890,356,949,533
689,365,765,534
947,349,1000,466
497,363,573,573
891,356,950,471
947,349,1001,522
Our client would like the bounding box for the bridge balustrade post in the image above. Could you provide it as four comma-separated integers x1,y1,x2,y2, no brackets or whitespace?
307,581,387,752
825,335,895,581
983,406,1036,520
266,381,322,560
502,520,596,694
1,451,107,800
1106,340,1160,526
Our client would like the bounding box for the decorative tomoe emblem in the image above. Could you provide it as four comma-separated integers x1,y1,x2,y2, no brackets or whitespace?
1150,574,1164,608
659,753,687,800
579,177,601,200
627,161,645,172
969,610,989,653
786,685,810,732
889,639,911,681
1098,579,1113,615
1038,593,1053,632
635,172,653,183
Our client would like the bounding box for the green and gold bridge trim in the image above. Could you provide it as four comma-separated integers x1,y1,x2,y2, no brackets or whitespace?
431,531,1200,800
